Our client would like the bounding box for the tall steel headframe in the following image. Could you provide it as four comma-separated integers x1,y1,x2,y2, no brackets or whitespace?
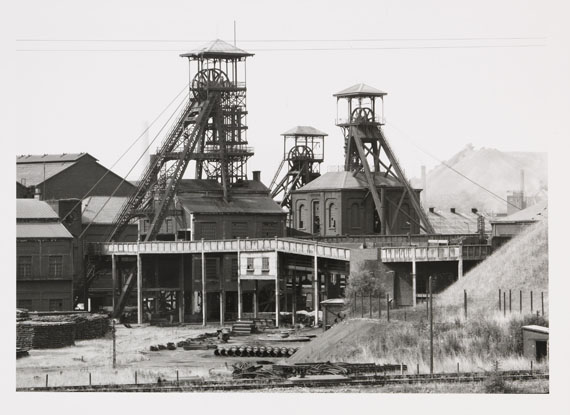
184,39,254,200
334,83,434,234
108,40,254,242
269,126,327,211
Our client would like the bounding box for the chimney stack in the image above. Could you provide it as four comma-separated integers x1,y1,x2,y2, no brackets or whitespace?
471,208,478,214
252,171,261,182
450,208,456,214
429,207,435,213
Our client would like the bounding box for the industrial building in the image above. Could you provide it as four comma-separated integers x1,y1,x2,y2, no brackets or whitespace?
17,39,498,323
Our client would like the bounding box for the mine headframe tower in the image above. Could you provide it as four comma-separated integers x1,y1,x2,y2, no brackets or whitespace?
334,83,434,234
108,39,254,243
269,126,326,212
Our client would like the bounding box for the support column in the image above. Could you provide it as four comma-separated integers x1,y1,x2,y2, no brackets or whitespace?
253,281,258,319
292,274,297,326
412,248,417,307
178,255,185,324
380,188,387,235
275,277,280,328
219,290,224,327
201,239,206,326
137,253,143,325
458,247,464,279
237,239,242,320
111,254,117,312
313,242,319,327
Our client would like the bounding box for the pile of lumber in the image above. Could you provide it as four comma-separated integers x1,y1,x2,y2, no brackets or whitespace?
16,308,30,322
17,321,75,349
31,313,110,340
16,322,33,350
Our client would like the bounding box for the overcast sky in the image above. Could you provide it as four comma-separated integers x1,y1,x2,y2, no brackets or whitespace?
5,0,569,184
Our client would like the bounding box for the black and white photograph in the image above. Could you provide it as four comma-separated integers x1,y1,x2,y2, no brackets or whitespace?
4,0,570,409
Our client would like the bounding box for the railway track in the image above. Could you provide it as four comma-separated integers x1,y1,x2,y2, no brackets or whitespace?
17,370,548,392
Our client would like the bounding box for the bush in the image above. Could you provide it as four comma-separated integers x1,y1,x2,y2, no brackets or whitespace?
485,361,512,393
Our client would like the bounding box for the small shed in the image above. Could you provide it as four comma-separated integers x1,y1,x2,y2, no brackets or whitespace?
320,298,345,331
522,325,549,361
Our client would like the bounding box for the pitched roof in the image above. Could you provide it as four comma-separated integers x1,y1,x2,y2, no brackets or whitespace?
16,162,78,186
426,208,492,234
16,153,92,164
281,126,328,137
334,83,387,98
16,199,59,220
180,39,254,59
178,194,285,215
17,223,73,239
294,171,402,192
492,200,548,223
82,196,129,224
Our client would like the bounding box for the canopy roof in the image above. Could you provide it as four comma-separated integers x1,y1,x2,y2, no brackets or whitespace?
180,39,253,59
281,126,328,137
334,83,387,98
294,171,402,192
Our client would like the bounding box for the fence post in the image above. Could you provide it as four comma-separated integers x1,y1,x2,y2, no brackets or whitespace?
429,276,433,376
177,370,179,386
457,362,460,374
354,292,357,317
89,372,91,386
509,289,512,313
464,290,467,318
135,370,137,385
530,360,533,373
404,311,407,322
369,292,372,318
503,292,506,317
531,291,533,313
541,292,544,316
387,294,390,322
378,292,381,319
417,363,419,375
520,290,523,313
361,294,364,318
112,319,116,369
45,374,48,388
498,289,501,311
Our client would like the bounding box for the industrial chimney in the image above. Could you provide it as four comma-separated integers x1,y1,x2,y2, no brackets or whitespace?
252,171,261,182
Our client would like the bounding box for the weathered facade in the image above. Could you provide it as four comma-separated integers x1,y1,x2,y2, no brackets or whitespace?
16,199,75,311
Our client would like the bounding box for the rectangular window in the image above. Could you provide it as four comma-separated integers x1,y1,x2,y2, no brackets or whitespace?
261,257,270,272
261,222,278,237
246,257,254,272
48,256,63,278
165,218,173,233
231,222,249,239
17,256,32,279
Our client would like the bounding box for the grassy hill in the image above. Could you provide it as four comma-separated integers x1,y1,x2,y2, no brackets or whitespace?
290,220,549,373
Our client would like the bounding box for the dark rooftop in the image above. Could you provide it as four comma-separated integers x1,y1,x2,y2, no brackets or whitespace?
334,83,387,98
281,126,328,137
180,39,254,59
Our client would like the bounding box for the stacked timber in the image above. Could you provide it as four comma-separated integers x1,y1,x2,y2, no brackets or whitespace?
232,320,255,336
16,309,30,322
16,322,33,351
18,321,75,349
31,313,110,340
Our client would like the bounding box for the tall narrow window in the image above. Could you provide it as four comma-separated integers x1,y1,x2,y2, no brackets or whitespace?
298,204,305,228
350,203,360,229
48,256,63,278
328,203,336,229
261,257,269,272
17,256,32,279
246,257,254,272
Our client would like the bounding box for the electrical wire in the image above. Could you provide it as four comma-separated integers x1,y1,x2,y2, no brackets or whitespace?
59,83,188,224
79,90,190,239
385,123,524,211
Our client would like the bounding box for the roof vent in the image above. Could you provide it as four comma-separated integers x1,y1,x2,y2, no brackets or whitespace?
471,208,478,214
429,207,435,213
450,208,456,214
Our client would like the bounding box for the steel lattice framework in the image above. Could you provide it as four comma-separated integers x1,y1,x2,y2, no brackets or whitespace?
334,84,435,234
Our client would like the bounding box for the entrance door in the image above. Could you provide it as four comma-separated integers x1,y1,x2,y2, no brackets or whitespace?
536,340,548,361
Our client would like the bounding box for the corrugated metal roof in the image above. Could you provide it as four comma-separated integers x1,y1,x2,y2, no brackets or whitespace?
16,153,91,163
334,83,387,98
16,199,59,219
180,39,254,58
281,126,328,137
522,325,549,335
17,223,73,239
492,200,548,223
82,196,128,224
178,194,285,215
294,171,402,192
16,162,77,186
177,179,271,195
426,208,492,234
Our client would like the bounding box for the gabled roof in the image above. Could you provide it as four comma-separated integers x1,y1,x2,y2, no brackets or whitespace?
334,83,387,98
16,199,59,220
16,153,93,164
178,194,285,215
82,196,129,224
180,39,254,59
281,126,328,137
492,200,548,223
293,171,403,192
17,223,73,239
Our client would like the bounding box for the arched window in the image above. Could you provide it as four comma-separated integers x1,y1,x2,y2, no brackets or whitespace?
298,204,305,229
328,203,336,229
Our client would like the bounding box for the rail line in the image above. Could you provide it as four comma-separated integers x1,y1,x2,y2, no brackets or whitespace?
18,370,548,392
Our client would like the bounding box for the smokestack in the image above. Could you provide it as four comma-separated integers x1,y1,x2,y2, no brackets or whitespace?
252,171,261,182
450,208,456,214
471,208,478,214
520,169,525,193
429,207,435,213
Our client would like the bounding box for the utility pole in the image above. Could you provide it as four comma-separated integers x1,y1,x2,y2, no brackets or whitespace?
429,276,433,376
112,319,116,369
